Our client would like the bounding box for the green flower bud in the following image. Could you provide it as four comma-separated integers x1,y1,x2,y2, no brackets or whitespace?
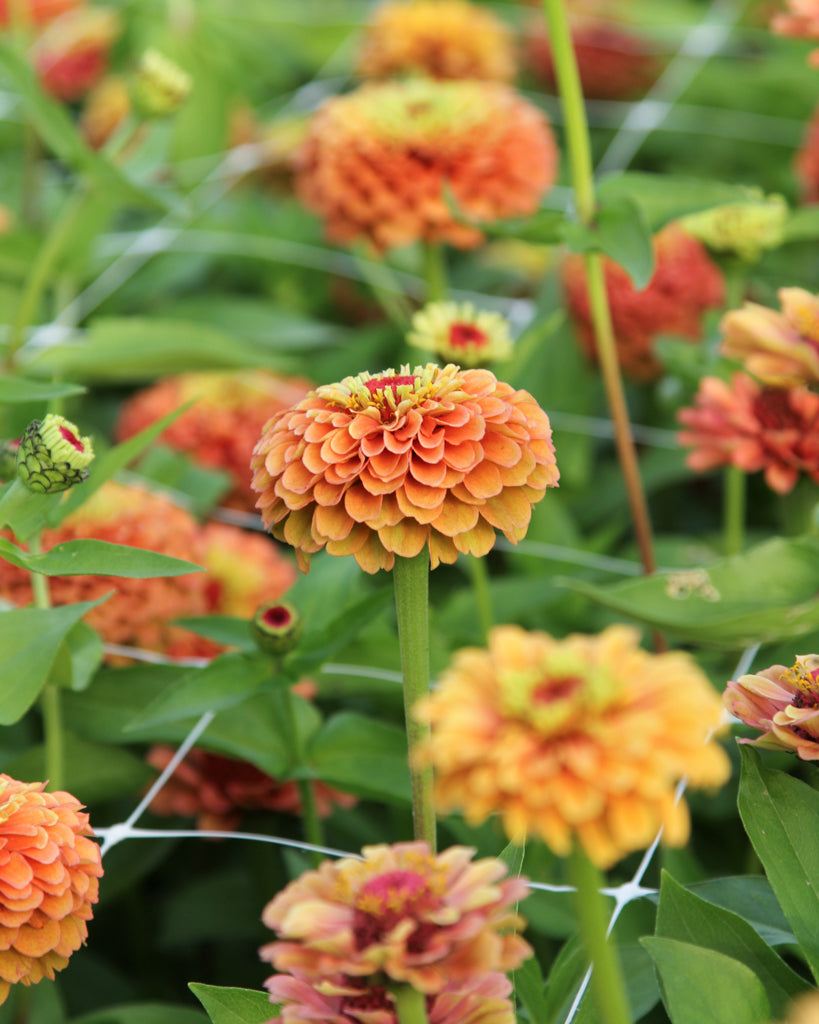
680,191,788,263
16,415,94,494
252,600,302,657
131,49,191,119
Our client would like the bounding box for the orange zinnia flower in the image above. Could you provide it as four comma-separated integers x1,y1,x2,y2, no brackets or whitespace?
356,0,516,82
677,372,819,494
33,7,119,103
771,0,819,66
724,654,819,761
80,76,131,149
115,370,313,512
0,776,103,1005
296,78,558,251
250,363,559,574
415,625,730,868
563,224,725,381
0,0,77,25
260,841,530,993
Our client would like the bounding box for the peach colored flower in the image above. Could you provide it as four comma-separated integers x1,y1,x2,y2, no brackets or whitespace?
408,302,513,367
724,655,819,761
260,842,530,993
33,7,119,103
415,625,730,869
0,775,103,1005
145,747,355,832
115,370,313,512
80,76,131,149
356,0,516,83
264,972,517,1024
772,0,819,66
0,0,77,26
771,991,819,1024
296,78,558,251
250,363,559,574
720,288,819,387
677,372,819,494
563,224,725,381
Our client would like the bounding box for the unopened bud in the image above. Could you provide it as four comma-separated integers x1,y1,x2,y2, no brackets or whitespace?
16,415,94,494
681,192,788,263
252,600,302,656
131,49,191,119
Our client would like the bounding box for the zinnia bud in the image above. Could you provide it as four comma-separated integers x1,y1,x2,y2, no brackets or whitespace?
131,49,191,119
680,193,787,262
16,415,93,494
252,601,302,657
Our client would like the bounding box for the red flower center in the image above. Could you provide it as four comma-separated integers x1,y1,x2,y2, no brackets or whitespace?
352,869,434,949
752,390,799,431
364,375,419,399
449,322,488,348
263,605,292,628
532,675,584,704
59,425,85,451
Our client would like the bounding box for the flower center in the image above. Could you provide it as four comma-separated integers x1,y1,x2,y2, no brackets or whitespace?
352,869,434,949
59,425,85,451
339,983,397,1020
752,390,798,431
263,604,292,628
364,374,419,400
449,322,489,349
786,657,819,709
531,675,584,704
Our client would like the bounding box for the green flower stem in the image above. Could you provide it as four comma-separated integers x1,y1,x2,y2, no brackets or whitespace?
393,984,429,1024
281,684,324,867
723,465,746,556
467,554,493,642
568,843,631,1024
29,534,65,792
541,0,658,580
393,549,436,852
423,242,447,304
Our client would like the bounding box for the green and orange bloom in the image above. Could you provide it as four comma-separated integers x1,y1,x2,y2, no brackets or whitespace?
720,287,819,387
259,841,530,993
724,654,819,760
15,415,93,494
408,302,513,367
0,775,103,1005
356,0,516,83
415,625,730,868
296,78,558,251
250,363,559,574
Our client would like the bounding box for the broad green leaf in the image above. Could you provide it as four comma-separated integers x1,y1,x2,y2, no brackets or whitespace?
173,615,256,653
655,871,809,1016
189,984,273,1024
131,446,231,517
0,376,85,402
70,1004,206,1024
0,478,64,543
684,876,796,948
563,197,655,288
308,712,411,803
51,620,103,692
562,536,819,647
0,537,202,578
498,839,526,879
0,598,108,724
642,937,770,1024
738,746,819,983
513,954,549,1024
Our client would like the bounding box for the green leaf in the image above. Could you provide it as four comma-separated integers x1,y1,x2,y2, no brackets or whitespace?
173,615,256,653
655,871,810,1017
0,376,85,403
783,205,819,242
70,1004,207,1024
562,535,819,647
0,598,108,724
738,746,819,983
189,984,273,1024
308,712,411,803
641,937,770,1024
51,620,103,692
0,537,202,578
563,197,655,288
513,955,549,1024
683,876,796,948
0,478,64,543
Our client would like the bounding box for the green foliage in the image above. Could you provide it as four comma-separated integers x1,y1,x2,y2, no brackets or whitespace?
189,985,273,1024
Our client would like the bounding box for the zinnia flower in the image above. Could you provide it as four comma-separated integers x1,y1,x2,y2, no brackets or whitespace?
265,971,517,1024
145,747,355,831
797,101,819,202
677,372,819,494
259,841,530,992
115,370,313,512
0,775,103,1005
771,0,819,66
250,363,559,574
563,224,725,381
32,7,119,103
407,301,513,366
415,625,730,869
720,287,819,387
356,0,516,82
724,654,819,760
295,78,558,251
0,0,77,26
80,75,131,150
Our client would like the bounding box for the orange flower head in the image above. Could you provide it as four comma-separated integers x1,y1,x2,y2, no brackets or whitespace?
0,0,78,26
250,363,559,574
356,0,516,82
33,7,120,102
724,654,819,761
296,78,558,251
677,372,819,494
115,370,313,512
720,287,819,387
408,301,513,366
199,522,296,619
260,841,531,994
772,0,819,66
145,747,355,832
0,775,103,1005
265,971,517,1024
80,75,131,149
415,625,731,868
563,224,725,381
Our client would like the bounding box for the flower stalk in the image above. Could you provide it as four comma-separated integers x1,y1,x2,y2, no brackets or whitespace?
29,533,65,792
281,684,324,867
393,984,430,1024
724,464,746,556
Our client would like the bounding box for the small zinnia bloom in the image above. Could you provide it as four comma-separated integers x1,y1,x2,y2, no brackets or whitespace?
677,372,819,494
260,841,530,993
720,287,819,387
415,625,730,869
563,224,725,381
0,776,103,1005
32,7,120,103
724,654,819,760
115,370,313,512
356,0,516,83
250,363,559,574
772,0,819,66
80,75,131,149
296,78,558,251
145,747,355,832
407,301,513,366
265,971,517,1024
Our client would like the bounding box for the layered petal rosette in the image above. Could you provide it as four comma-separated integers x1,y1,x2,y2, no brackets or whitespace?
259,841,530,993
415,625,730,868
250,363,559,573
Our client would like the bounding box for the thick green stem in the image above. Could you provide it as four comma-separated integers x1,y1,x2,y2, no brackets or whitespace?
723,465,746,556
393,985,429,1024
568,844,631,1024
467,555,493,642
423,242,446,304
393,549,436,851
29,535,65,792
282,685,324,867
